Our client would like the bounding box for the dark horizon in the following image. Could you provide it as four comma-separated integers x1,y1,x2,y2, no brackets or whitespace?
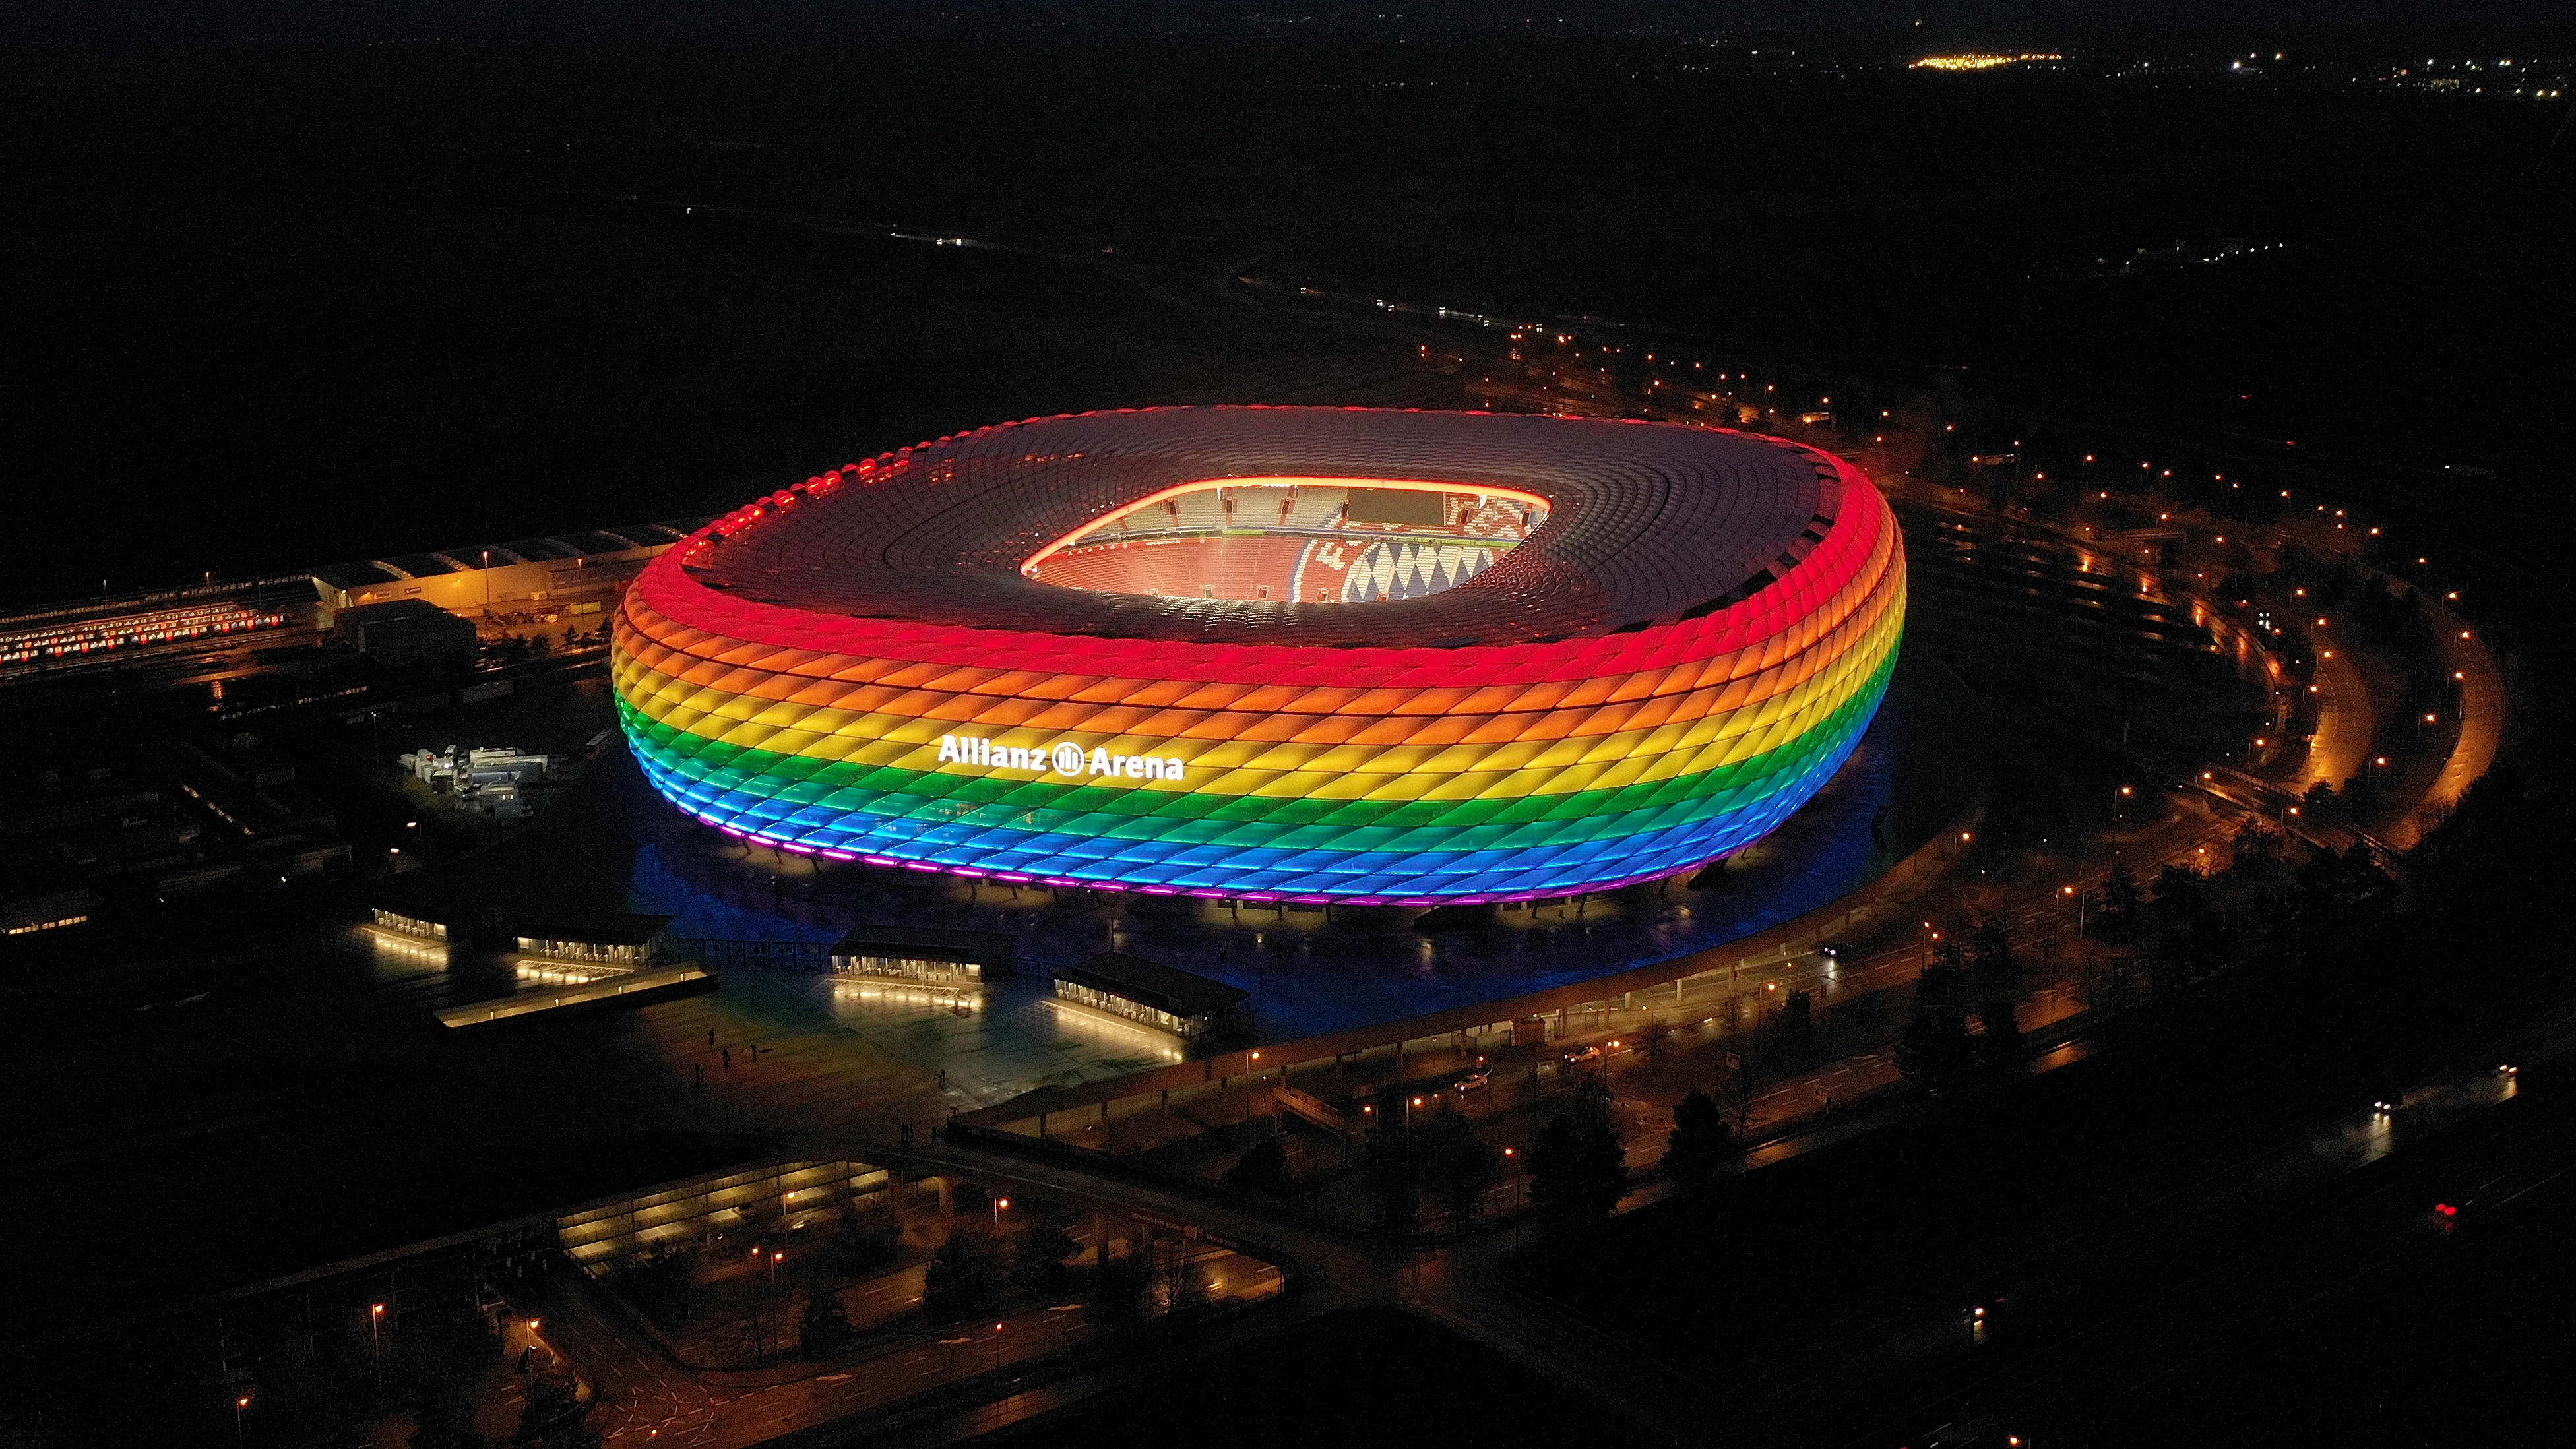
7,1,2576,45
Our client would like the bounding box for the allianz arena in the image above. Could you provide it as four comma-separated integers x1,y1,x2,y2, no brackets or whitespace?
610,407,1905,905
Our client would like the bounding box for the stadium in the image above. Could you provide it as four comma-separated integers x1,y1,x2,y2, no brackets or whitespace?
610,407,1905,905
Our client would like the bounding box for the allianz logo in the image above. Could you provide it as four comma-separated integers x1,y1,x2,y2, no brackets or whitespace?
935,733,1189,783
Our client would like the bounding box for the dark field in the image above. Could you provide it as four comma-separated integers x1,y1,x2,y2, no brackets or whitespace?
5,32,2570,605
979,1303,1636,1449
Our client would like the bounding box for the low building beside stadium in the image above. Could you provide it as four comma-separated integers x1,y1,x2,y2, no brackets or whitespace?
1052,952,1252,1043
831,923,1017,990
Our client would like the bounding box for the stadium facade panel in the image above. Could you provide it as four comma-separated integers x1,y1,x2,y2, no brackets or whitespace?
610,407,1905,904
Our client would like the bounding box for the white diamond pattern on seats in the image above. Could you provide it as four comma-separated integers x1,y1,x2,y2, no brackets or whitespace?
1339,541,1496,603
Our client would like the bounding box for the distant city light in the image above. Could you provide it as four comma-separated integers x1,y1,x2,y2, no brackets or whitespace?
1910,53,2065,71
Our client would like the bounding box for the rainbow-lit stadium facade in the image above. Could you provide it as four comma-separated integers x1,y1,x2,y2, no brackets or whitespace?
610,407,1904,905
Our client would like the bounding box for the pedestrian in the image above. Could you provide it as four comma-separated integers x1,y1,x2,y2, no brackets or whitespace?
900,1121,913,1150
722,1045,730,1069
938,1069,948,1090
708,1028,716,1046
695,1063,705,1088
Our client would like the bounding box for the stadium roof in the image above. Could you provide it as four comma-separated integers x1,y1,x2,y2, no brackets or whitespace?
684,408,1846,650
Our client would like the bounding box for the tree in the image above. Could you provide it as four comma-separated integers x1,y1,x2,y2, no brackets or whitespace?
412,1386,486,1449
1412,1107,1500,1233
1362,1123,1421,1239
740,1286,788,1364
2289,840,2395,942
1011,1223,1083,1295
1639,1016,1673,1064
2181,913,2238,976
2341,840,2395,900
1091,1247,1154,1324
1529,1076,1625,1232
604,1249,697,1330
2098,860,2145,927
513,1375,594,1448
833,1216,900,1276
1895,1010,1974,1088
1157,1242,1215,1318
2295,840,2345,908
799,1288,856,1358
2302,779,2337,815
1967,915,2015,974
1723,1055,1755,1136
2149,862,2207,928
1662,1086,1731,1192
1224,1137,1292,1194
1976,999,2023,1066
921,1229,1007,1322
2226,824,2290,898
1779,988,1813,1039
414,1421,486,1449
1922,930,1968,989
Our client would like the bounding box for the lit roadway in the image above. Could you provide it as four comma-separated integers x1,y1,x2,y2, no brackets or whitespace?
2386,594,2503,852
2301,619,2374,791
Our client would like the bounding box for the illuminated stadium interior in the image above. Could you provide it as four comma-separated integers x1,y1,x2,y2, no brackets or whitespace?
1022,479,1548,605
611,406,1905,905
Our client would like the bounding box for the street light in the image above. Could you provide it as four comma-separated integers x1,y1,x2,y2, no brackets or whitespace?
992,1196,1010,1231
235,1395,251,1445
993,1320,1005,1376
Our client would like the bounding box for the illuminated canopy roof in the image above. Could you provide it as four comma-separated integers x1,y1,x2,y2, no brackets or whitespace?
612,407,1905,905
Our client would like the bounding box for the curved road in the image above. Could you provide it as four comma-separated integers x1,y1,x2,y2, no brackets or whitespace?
2385,596,2503,851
